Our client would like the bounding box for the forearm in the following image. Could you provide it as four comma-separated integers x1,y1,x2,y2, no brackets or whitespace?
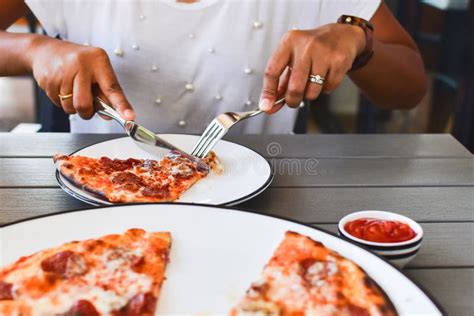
349,39,427,109
0,30,48,76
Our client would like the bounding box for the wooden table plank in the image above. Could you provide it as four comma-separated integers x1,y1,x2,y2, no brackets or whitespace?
242,187,474,222
0,159,55,187
226,134,473,159
0,189,87,222
1,157,473,188
0,133,121,158
270,158,474,187
405,268,474,316
1,133,471,158
2,187,472,223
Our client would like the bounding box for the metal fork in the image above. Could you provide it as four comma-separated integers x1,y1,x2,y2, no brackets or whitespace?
191,98,286,158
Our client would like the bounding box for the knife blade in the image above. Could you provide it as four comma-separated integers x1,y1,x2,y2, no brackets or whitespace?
93,97,203,164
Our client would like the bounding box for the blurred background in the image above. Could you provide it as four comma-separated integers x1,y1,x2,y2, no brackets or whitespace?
0,0,473,152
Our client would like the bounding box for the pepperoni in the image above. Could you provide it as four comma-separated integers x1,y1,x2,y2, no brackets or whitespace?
300,258,339,287
0,281,13,300
41,251,74,275
41,251,87,278
125,158,143,166
300,258,318,271
116,293,157,316
63,163,74,169
65,300,100,316
78,168,97,176
112,172,143,185
142,185,171,199
82,240,106,252
100,157,142,172
130,255,145,273
123,183,141,193
112,172,144,193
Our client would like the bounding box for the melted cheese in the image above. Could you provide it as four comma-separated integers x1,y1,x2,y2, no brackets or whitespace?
259,261,342,314
264,265,310,310
5,248,152,314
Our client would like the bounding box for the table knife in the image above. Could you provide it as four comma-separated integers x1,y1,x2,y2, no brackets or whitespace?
93,97,198,161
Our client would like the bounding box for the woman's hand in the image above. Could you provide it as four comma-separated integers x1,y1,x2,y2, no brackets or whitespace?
259,23,366,114
29,36,135,120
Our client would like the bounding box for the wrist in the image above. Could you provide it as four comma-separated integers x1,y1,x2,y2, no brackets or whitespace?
349,24,366,57
337,15,374,71
25,34,51,71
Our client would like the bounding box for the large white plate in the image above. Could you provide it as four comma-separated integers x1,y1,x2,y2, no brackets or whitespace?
1,204,442,315
56,134,273,206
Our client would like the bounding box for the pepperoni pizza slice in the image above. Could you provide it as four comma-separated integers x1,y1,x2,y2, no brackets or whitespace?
54,150,221,203
232,231,397,316
0,229,171,315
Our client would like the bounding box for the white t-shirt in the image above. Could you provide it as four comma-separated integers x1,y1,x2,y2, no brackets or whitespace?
26,0,380,134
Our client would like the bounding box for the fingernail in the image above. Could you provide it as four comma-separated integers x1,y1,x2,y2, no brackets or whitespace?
124,109,134,120
259,98,272,111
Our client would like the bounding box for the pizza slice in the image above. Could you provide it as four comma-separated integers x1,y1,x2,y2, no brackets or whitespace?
232,231,397,316
0,229,171,315
54,150,221,203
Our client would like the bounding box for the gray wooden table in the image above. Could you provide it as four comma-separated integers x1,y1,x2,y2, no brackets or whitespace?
1,133,473,315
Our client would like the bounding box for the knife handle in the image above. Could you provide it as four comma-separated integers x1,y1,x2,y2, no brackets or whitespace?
93,97,133,131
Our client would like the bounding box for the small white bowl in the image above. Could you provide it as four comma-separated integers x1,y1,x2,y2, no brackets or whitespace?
338,210,423,268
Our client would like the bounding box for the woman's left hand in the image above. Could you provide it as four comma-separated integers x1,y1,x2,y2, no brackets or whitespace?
259,23,366,113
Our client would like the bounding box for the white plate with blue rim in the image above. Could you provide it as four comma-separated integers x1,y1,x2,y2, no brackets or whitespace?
55,134,273,206
1,204,443,314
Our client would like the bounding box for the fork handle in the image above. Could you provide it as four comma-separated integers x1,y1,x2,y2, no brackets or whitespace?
253,97,286,114
254,98,286,112
274,97,286,107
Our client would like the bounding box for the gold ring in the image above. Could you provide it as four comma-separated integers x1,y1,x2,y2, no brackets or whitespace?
58,93,73,101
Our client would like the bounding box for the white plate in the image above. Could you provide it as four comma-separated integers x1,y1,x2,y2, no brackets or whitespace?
1,204,442,315
56,134,273,206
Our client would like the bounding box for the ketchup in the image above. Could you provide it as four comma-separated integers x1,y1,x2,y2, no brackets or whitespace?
344,218,416,243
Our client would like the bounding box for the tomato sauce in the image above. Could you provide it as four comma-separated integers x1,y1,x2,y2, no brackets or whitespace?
344,218,417,243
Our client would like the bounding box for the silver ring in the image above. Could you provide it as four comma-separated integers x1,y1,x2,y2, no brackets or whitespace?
309,74,325,85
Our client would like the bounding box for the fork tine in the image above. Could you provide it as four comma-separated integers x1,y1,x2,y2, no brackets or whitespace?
195,124,223,158
195,128,222,158
193,125,222,158
191,122,219,157
199,129,226,158
191,121,219,156
191,102,277,158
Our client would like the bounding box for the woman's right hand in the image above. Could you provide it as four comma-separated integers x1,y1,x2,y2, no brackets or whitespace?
29,36,135,120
